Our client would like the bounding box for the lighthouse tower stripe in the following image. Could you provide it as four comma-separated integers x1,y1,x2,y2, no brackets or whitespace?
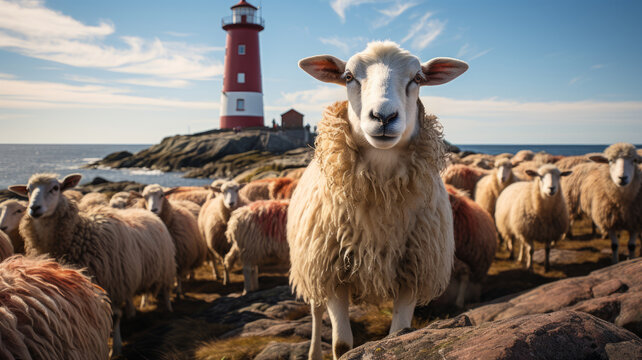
220,92,264,117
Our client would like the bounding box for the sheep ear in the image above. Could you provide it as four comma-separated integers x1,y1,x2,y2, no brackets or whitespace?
525,169,539,177
8,185,28,197
163,187,179,197
298,55,347,86
421,58,469,86
588,155,608,164
61,174,82,190
560,171,573,177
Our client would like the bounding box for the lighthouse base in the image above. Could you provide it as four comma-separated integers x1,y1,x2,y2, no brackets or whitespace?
220,115,264,129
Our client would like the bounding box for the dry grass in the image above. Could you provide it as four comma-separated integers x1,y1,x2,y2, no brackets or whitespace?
194,336,304,360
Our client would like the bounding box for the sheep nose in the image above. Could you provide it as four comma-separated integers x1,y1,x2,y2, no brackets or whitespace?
0,226,6,232
369,111,398,125
30,205,41,212
151,208,159,213
619,176,628,183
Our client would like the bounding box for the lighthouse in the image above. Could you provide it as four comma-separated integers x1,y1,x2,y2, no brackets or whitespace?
220,0,265,129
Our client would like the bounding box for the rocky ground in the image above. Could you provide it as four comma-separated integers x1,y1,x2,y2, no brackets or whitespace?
116,220,642,360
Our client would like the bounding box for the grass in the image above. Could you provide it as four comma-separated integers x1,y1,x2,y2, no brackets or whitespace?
194,336,304,360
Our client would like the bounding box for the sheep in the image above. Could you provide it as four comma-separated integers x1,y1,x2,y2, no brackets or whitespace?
441,164,489,197
269,177,299,200
224,200,289,294
165,186,211,206
198,180,247,284
140,184,208,296
0,199,27,253
436,185,496,308
555,155,591,171
562,143,642,263
512,149,535,164
459,153,495,170
172,199,201,219
495,165,572,271
291,41,465,359
239,178,273,201
9,173,176,357
282,167,306,179
63,189,84,203
0,256,112,359
77,192,109,211
0,230,13,260
474,157,519,217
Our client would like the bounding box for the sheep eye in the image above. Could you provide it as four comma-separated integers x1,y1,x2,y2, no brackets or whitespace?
413,73,423,84
51,185,59,192
16,209,23,214
343,71,354,82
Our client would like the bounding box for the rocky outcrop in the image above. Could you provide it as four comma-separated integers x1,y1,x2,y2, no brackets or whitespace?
342,311,642,360
464,258,642,336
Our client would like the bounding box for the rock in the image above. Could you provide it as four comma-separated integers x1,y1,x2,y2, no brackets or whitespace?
76,178,145,195
100,150,132,164
464,258,642,336
532,248,591,265
604,340,642,359
341,311,642,360
255,340,331,360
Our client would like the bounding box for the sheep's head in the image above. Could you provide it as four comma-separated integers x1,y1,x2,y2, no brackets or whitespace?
494,158,513,185
0,200,27,234
109,192,131,209
299,41,467,150
590,143,640,187
525,165,571,197
141,184,167,215
9,173,81,219
219,181,243,209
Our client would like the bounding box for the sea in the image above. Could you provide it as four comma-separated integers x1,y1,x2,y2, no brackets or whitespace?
0,143,636,190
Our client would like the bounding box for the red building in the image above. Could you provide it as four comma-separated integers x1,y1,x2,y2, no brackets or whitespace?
281,109,304,128
220,0,264,129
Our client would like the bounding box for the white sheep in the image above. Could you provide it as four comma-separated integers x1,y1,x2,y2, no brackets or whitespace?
474,157,519,217
9,173,177,357
224,200,289,294
290,41,466,359
0,255,112,359
562,143,642,263
198,180,246,284
140,184,208,296
0,230,13,260
77,192,109,211
495,165,572,271
0,199,27,253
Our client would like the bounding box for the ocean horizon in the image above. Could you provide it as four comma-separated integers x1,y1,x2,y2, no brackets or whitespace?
1,143,638,190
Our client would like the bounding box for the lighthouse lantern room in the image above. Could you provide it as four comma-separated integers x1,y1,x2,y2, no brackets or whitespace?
220,0,265,129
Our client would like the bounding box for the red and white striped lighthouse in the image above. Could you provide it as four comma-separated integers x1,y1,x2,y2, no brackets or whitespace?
220,0,265,129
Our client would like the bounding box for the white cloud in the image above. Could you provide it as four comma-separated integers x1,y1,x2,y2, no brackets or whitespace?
319,36,369,55
0,72,16,79
64,74,104,83
164,31,193,38
591,64,605,70
457,43,491,61
569,76,583,85
0,77,218,109
468,48,492,61
457,43,470,58
330,0,381,22
401,12,445,50
374,1,417,28
117,78,190,88
0,0,223,81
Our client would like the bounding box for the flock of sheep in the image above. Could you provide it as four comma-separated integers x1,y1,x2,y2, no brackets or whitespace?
0,41,639,360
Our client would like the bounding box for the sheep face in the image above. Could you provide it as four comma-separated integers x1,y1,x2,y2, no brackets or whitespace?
142,185,165,215
590,144,640,187
495,161,513,185
0,200,26,234
299,41,467,150
221,183,241,209
526,166,571,197
109,193,129,209
9,174,82,219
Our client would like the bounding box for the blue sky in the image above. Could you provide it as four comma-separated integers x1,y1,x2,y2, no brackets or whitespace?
0,0,640,144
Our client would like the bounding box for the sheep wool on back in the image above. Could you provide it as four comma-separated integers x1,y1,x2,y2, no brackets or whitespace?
288,100,454,306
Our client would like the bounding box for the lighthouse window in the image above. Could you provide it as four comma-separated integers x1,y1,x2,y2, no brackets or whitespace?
237,73,245,83
238,44,246,55
236,99,245,111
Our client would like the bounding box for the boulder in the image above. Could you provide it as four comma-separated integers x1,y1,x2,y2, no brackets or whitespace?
342,311,642,360
464,258,642,336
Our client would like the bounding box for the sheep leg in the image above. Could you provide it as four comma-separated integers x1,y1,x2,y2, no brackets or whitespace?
591,221,597,236
242,265,253,294
309,300,325,360
176,277,183,299
160,287,173,312
327,285,353,360
223,245,240,286
525,241,534,272
140,294,147,309
507,235,515,260
544,242,551,272
516,238,524,263
251,265,259,291
390,286,417,333
610,230,619,264
566,219,574,239
125,298,136,319
455,273,469,309
628,231,638,259
111,308,123,358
